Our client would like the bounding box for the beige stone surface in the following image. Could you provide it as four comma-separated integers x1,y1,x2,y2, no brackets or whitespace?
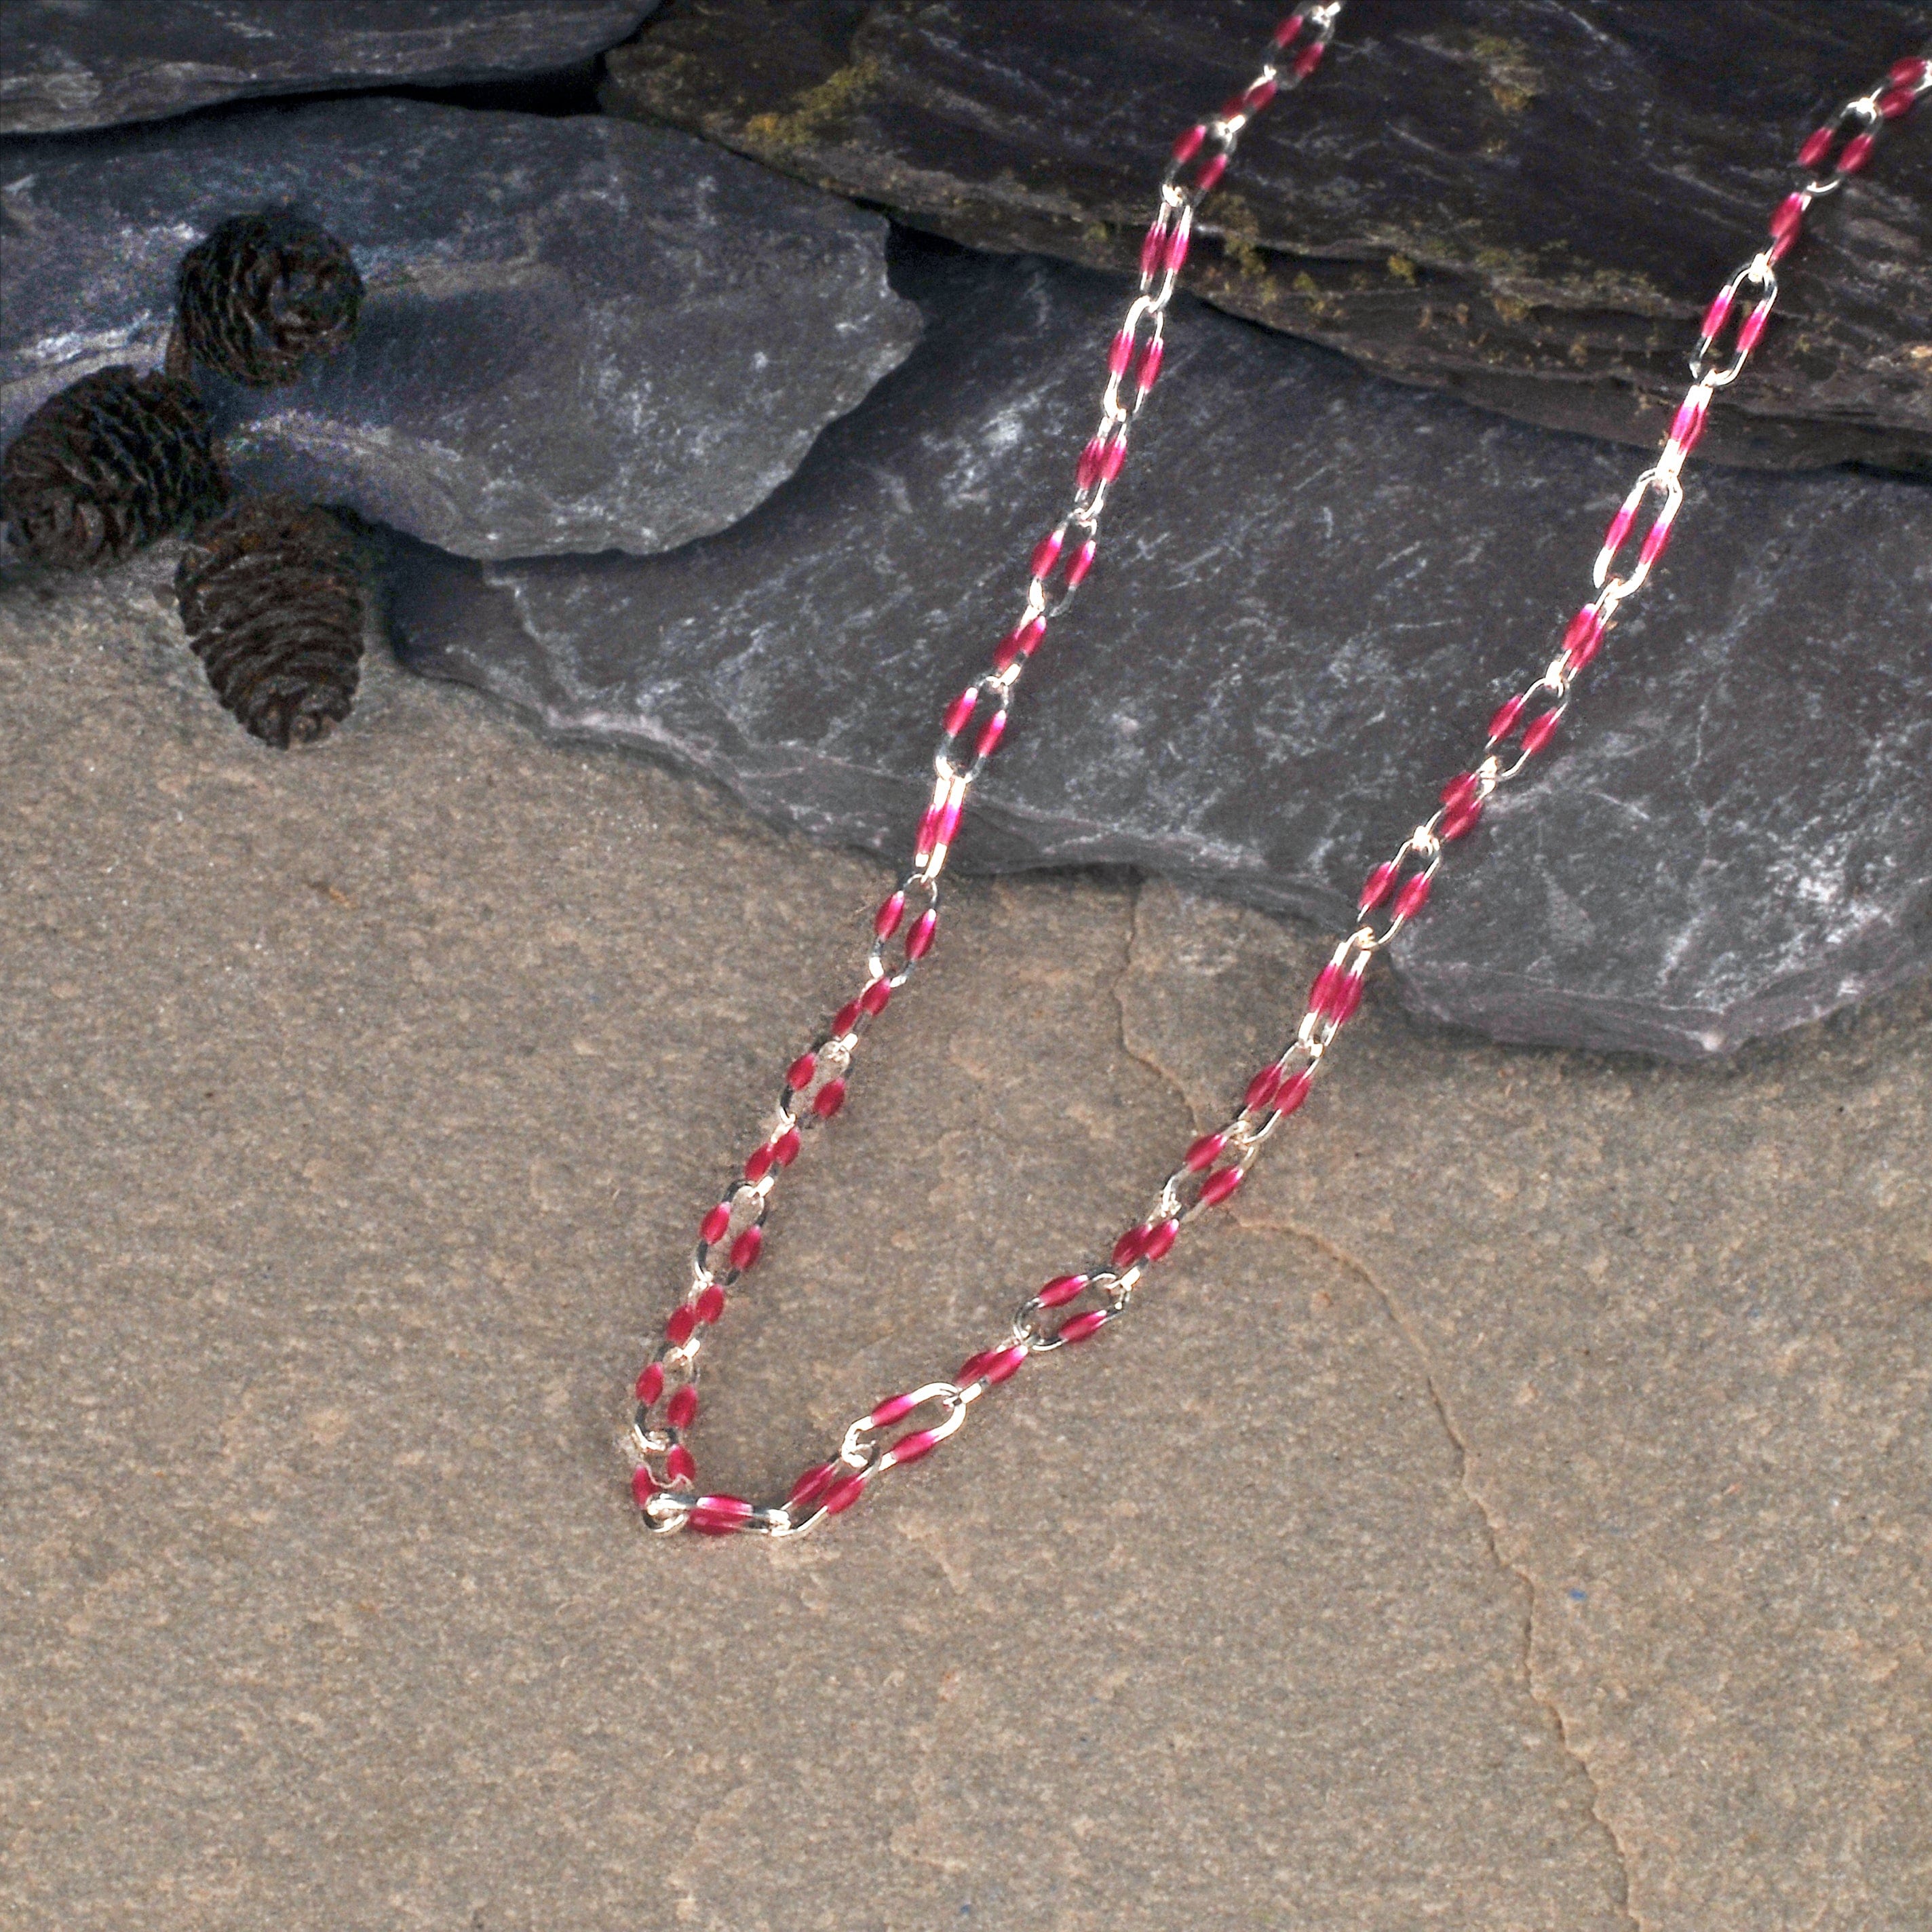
0,552,1925,1929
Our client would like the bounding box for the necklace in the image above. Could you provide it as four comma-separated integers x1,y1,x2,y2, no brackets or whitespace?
624,5,1931,1540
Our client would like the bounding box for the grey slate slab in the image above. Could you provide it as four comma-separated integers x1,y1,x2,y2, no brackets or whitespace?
606,0,1932,474
0,97,921,559
381,239,1932,1059
0,0,657,135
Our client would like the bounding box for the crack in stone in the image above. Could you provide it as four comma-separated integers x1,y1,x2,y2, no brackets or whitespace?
1107,877,1644,1930
1109,877,1211,1133
1233,1207,1645,1931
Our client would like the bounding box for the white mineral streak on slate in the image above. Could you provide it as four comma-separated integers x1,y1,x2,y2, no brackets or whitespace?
381,240,1932,1059
0,99,921,558
0,1,657,134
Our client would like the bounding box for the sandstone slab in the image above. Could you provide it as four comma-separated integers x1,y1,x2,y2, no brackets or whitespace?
0,551,1631,1930
4,549,1927,1929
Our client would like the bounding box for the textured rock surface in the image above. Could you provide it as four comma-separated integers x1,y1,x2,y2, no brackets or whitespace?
0,1,656,135
3,554,1927,1930
606,0,1932,473
0,98,919,558
383,240,1932,1059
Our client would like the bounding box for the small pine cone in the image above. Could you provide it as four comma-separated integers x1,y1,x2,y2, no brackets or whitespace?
175,495,366,749
1,367,229,568
174,210,364,387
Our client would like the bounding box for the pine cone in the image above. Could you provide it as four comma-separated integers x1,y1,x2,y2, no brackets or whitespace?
174,210,364,388
175,495,366,748
1,367,229,568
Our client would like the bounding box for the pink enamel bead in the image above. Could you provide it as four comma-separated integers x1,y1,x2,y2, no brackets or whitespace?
822,1473,869,1515
958,1345,1026,1388
1275,1070,1313,1117
1140,218,1169,279
1521,709,1563,756
1359,861,1397,911
666,1385,699,1430
868,1389,924,1430
1197,1159,1244,1205
1199,1164,1245,1207
1037,1273,1088,1309
788,1461,839,1508
688,1494,752,1535
729,1225,762,1273
995,615,1045,670
1562,605,1605,671
1667,393,1708,456
887,1429,944,1468
1391,872,1431,921
1600,501,1636,562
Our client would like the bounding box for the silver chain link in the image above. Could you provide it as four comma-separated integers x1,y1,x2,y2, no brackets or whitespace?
625,22,1930,1539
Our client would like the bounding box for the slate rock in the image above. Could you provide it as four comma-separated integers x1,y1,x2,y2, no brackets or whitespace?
380,237,1932,1060
0,98,920,559
0,1,657,136
606,0,1932,474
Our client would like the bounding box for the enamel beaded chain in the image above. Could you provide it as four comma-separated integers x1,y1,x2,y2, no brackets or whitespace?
625,7,1932,1539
